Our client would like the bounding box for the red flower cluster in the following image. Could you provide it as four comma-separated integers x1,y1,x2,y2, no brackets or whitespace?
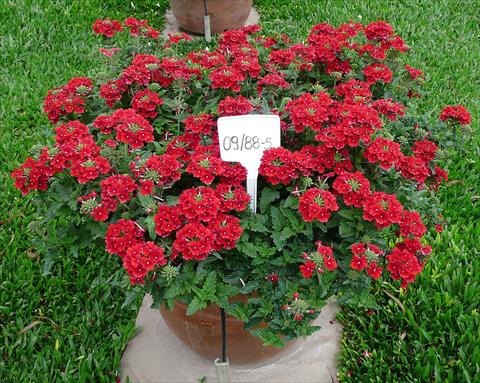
218,96,254,116
124,17,160,39
336,79,372,104
257,72,291,94
172,223,215,260
298,188,339,223
363,137,403,169
372,99,405,121
216,184,250,212
286,92,333,132
132,89,163,119
105,219,144,257
209,66,246,92
100,80,127,108
183,114,216,135
153,205,182,237
350,243,384,279
124,241,166,284
396,155,430,184
333,171,371,207
363,63,394,84
399,210,426,238
94,109,154,149
317,242,338,271
10,155,51,195
100,174,138,212
300,242,337,278
93,18,123,38
132,154,183,192
362,192,403,229
13,18,470,296
387,239,430,288
43,77,92,123
259,147,298,185
439,105,471,125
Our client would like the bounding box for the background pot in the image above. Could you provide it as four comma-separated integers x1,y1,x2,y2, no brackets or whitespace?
160,297,296,364
169,0,253,35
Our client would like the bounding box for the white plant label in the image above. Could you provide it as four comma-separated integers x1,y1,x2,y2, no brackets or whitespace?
217,115,281,213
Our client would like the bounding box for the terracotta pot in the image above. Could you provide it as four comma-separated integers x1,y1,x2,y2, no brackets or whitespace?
169,0,253,35
160,296,295,364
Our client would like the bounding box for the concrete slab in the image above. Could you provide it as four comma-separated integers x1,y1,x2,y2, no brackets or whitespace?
120,295,342,383
162,7,260,37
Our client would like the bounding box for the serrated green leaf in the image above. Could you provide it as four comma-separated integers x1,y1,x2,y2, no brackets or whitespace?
186,297,207,316
259,188,280,213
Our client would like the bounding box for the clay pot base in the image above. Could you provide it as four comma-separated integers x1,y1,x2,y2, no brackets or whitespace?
159,298,297,364
162,6,260,38
120,295,342,382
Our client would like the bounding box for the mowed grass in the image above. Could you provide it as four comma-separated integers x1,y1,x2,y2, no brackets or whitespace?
255,0,480,381
1,0,479,381
1,1,168,382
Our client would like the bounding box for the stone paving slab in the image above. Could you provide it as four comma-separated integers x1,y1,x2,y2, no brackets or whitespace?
120,295,342,383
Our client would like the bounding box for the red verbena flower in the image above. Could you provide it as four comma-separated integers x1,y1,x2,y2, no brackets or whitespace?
183,114,216,135
123,241,166,285
333,171,371,207
362,192,403,229
300,260,316,279
209,66,246,92
317,242,337,271
399,210,427,238
92,18,123,38
404,65,424,80
286,92,333,133
298,188,339,223
132,89,163,119
372,99,406,121
259,147,298,185
101,174,138,212
153,205,183,237
105,219,144,257
210,214,244,250
396,155,430,184
218,96,254,116
172,223,215,260
215,184,250,212
363,63,393,84
178,186,220,223
439,105,471,125
363,137,403,170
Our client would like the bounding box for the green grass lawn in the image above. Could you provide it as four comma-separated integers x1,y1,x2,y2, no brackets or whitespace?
1,0,478,381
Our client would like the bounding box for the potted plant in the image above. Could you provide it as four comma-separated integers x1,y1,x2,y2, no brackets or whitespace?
12,17,470,364
169,0,253,35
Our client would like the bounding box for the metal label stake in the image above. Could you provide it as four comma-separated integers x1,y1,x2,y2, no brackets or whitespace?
214,308,231,383
203,0,211,42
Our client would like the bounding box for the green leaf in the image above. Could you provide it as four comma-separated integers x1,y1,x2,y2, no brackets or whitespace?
337,208,355,220
270,206,286,232
272,232,287,250
339,221,356,238
144,215,157,240
122,289,141,309
186,297,207,316
237,240,258,257
42,248,57,276
259,188,280,213
243,316,263,330
283,194,299,209
163,284,183,299
250,328,284,347
279,226,295,241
